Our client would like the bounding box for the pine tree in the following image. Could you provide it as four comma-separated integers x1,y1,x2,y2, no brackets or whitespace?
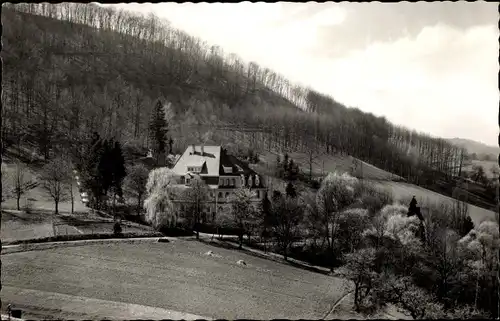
286,182,297,199
148,100,168,166
287,159,299,181
275,154,282,177
98,138,114,197
283,153,289,173
109,140,126,214
261,192,272,225
82,132,105,209
111,141,126,197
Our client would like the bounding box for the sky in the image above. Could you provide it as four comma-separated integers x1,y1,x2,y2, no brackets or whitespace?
104,2,499,146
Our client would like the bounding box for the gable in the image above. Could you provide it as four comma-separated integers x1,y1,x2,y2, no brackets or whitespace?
172,145,221,177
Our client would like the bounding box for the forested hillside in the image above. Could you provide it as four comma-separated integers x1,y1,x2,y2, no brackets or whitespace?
0,3,486,195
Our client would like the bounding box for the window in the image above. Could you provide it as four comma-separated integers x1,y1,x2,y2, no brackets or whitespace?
186,178,191,184
256,190,260,199
220,178,225,186
225,192,229,198
225,179,229,186
218,192,222,198
210,192,214,198
231,178,235,186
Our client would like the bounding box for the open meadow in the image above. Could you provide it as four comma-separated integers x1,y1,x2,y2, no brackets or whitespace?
372,180,497,226
2,239,349,320
258,150,401,181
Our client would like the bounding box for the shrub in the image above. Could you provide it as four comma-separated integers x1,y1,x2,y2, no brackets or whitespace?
23,198,34,214
113,222,122,235
5,231,164,245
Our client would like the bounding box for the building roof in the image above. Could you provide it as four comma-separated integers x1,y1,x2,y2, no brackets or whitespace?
172,145,221,177
172,145,264,188
219,152,257,177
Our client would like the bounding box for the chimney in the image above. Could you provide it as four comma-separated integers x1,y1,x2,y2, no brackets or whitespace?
191,144,195,155
201,145,204,156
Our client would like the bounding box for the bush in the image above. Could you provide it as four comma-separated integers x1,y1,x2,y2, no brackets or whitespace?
196,223,244,237
24,198,34,214
5,231,164,245
158,226,195,237
113,222,122,235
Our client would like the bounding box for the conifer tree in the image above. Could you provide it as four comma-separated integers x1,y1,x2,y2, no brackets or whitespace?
109,140,126,214
111,140,126,197
286,182,297,199
82,132,105,209
148,100,168,166
99,138,114,197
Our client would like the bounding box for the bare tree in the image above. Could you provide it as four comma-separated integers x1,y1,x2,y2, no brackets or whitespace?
39,157,71,215
183,175,209,240
124,164,149,216
269,195,303,260
230,186,257,249
12,162,28,211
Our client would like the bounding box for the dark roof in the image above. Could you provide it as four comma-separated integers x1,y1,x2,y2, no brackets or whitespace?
219,151,257,176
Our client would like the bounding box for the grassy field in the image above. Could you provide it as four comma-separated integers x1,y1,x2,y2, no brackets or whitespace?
372,181,497,226
258,150,401,181
2,209,154,244
463,159,499,179
1,210,54,243
2,240,349,320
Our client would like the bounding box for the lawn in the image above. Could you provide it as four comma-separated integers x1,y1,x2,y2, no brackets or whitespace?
1,210,54,243
372,181,497,226
2,240,349,320
2,161,89,214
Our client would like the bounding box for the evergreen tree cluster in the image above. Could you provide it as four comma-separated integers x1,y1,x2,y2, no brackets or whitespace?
80,132,126,210
275,153,299,198
275,153,300,181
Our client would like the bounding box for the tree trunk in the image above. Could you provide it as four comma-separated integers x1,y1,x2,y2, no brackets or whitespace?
55,200,59,215
354,282,360,312
17,194,21,211
137,194,142,216
70,182,74,214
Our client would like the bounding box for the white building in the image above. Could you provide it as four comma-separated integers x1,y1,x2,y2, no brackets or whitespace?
171,145,267,223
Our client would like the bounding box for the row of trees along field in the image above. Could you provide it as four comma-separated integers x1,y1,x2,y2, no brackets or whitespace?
143,162,498,319
1,3,484,201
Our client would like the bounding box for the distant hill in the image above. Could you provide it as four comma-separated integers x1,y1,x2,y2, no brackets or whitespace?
448,138,499,160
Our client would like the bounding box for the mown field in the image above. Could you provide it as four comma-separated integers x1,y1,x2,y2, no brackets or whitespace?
2,240,349,320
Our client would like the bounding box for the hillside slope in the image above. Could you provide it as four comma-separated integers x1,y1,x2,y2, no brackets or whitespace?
448,138,499,159
2,3,492,210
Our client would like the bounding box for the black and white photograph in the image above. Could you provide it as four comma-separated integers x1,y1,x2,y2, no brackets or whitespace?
1,1,499,320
